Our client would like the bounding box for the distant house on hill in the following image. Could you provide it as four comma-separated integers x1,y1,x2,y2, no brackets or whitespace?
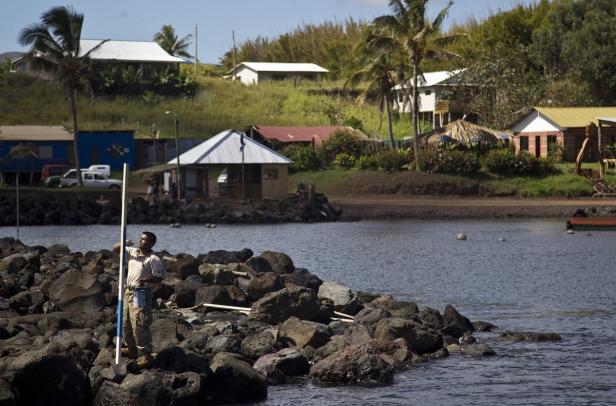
509,107,616,162
14,40,184,80
227,62,328,85
247,125,369,149
393,69,473,129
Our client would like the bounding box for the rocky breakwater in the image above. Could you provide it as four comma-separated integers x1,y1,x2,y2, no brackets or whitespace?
0,238,561,405
0,191,340,226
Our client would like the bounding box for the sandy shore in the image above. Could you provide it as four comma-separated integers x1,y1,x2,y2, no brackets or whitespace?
330,195,616,220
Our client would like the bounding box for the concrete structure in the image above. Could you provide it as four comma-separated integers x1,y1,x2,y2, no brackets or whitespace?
510,107,616,162
228,62,328,85
0,126,72,184
393,69,472,129
166,130,292,199
249,125,369,149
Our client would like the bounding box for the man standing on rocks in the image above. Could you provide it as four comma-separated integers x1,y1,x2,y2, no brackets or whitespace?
113,231,164,368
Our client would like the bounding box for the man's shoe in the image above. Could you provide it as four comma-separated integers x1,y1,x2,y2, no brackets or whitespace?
136,354,154,369
121,347,138,359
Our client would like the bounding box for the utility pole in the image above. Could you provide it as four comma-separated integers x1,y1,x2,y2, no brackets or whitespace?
194,24,198,78
232,30,237,81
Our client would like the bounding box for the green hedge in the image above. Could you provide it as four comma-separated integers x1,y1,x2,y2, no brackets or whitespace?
418,148,481,175
483,149,556,176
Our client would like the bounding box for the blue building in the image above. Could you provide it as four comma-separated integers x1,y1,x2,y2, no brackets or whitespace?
0,126,72,184
76,130,135,171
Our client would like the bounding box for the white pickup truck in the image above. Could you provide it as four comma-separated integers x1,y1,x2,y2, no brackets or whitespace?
60,170,122,189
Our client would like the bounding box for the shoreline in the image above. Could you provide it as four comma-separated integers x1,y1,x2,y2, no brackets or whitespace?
331,196,616,220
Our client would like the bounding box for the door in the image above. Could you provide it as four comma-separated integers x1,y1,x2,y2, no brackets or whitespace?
535,136,541,157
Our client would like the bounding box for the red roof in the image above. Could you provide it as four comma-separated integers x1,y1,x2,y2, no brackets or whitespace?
252,125,367,143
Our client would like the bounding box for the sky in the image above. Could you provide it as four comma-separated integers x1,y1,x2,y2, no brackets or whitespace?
3,0,537,64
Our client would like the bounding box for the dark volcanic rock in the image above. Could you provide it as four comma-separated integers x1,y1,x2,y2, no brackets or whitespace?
442,304,475,337
260,251,295,274
253,348,310,377
245,256,273,274
309,340,395,386
279,316,330,349
240,330,279,360
168,255,199,279
374,318,443,355
199,248,253,264
473,321,498,332
281,268,323,291
246,273,283,301
461,343,496,357
248,286,320,324
208,352,267,403
47,270,105,312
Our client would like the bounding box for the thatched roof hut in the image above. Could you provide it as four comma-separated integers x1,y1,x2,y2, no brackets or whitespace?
420,120,506,146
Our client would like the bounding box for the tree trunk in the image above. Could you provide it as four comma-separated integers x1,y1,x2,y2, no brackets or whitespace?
70,86,83,187
411,58,420,171
385,93,396,150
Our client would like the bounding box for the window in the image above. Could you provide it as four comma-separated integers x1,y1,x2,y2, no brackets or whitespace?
263,168,279,180
424,90,432,96
520,136,529,151
94,173,106,180
37,145,53,159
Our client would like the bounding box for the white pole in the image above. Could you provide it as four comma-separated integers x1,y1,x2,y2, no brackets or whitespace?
115,163,129,364
15,165,19,241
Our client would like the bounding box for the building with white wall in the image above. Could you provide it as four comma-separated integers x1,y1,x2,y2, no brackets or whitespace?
227,62,328,85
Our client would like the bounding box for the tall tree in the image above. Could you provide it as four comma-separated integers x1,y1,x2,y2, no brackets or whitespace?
154,25,192,59
346,52,400,148
19,6,104,186
369,0,454,170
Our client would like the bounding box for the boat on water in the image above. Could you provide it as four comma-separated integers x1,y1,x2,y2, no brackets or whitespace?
566,217,616,231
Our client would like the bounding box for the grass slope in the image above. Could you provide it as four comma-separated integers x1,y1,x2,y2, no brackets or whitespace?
289,169,594,198
0,73,412,140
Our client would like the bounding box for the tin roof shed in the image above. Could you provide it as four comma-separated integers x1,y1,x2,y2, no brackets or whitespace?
169,130,292,165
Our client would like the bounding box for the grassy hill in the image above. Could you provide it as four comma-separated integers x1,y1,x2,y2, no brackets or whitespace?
0,72,414,140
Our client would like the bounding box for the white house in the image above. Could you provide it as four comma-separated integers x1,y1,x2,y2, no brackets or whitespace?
393,69,471,129
227,62,328,85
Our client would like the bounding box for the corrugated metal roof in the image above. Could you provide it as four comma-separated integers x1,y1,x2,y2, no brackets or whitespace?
394,69,466,90
235,62,328,73
536,107,616,128
0,126,73,141
80,40,185,63
253,125,368,143
169,130,292,165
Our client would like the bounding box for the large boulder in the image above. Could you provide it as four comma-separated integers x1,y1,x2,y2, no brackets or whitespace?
253,348,310,377
354,308,392,333
198,263,236,285
93,370,174,406
8,352,90,406
240,330,279,360
279,317,330,349
151,317,187,352
419,307,444,330
246,273,283,301
47,270,105,312
0,378,17,405
195,285,234,306
199,249,253,265
374,318,443,355
8,290,45,314
259,251,295,274
168,255,199,280
151,346,213,375
309,340,395,386
318,281,359,315
248,286,320,324
172,281,202,308
371,295,419,318
442,304,475,338
208,352,267,404
461,343,496,357
281,268,323,291
245,256,273,274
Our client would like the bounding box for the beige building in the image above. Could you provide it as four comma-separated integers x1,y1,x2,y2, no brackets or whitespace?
167,130,292,199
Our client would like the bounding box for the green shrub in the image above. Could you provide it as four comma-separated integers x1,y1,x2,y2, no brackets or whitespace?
333,152,356,169
281,145,322,172
355,155,379,170
419,148,481,175
374,149,410,172
483,149,556,176
322,130,363,163
343,116,365,132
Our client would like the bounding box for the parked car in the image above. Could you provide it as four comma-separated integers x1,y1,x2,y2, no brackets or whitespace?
41,164,69,181
87,164,111,177
59,170,122,189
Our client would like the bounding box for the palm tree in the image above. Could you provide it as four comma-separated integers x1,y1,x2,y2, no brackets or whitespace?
346,52,400,149
154,25,192,59
369,0,454,170
19,6,105,186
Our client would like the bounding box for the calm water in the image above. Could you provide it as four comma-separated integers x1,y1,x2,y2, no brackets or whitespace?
2,220,615,405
